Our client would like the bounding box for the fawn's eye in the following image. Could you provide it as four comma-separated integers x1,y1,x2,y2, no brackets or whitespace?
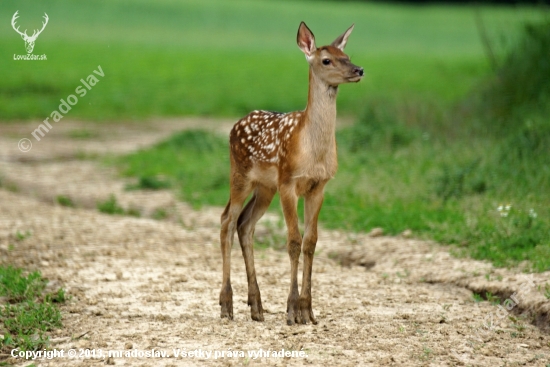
322,59,331,65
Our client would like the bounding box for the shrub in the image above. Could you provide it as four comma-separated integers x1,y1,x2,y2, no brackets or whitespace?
481,19,550,130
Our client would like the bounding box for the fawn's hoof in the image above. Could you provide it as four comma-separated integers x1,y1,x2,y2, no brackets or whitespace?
220,305,233,320
287,296,317,325
251,308,264,322
220,286,233,320
220,300,233,320
299,307,317,325
286,298,300,325
299,296,317,324
249,293,264,321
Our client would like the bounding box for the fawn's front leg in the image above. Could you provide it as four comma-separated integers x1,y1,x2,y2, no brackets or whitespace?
299,182,326,324
280,183,303,325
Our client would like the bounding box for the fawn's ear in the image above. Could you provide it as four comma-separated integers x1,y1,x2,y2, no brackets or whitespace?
331,24,354,51
297,22,316,59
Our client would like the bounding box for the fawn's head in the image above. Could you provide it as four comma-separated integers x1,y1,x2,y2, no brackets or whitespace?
297,22,363,87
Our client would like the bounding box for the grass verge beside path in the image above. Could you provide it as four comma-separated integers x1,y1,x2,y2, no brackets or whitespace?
118,120,550,272
0,265,66,356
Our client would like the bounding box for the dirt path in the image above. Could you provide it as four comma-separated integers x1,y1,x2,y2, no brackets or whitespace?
0,120,549,366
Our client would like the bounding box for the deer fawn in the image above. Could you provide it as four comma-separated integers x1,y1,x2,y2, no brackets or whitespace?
220,22,363,325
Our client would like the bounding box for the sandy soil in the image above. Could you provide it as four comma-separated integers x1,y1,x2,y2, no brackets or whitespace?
0,120,549,366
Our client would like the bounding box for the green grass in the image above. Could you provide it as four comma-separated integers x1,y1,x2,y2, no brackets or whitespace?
119,121,549,271
56,195,75,207
119,29,550,271
97,195,126,215
326,100,550,271
2,1,549,271
0,266,65,353
120,130,230,208
66,129,99,140
0,0,543,121
97,194,141,217
125,176,171,191
472,293,484,303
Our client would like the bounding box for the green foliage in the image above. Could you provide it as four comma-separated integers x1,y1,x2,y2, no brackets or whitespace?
0,266,65,353
152,208,168,220
2,302,62,335
351,19,549,272
472,293,484,303
67,129,99,140
435,159,485,201
46,288,67,304
3,1,546,270
465,203,548,270
485,292,501,305
464,18,550,141
14,230,32,242
498,118,550,166
0,0,542,121
337,103,420,153
331,92,549,270
97,195,141,217
56,195,75,208
119,105,549,270
126,176,171,191
0,266,45,302
97,195,126,215
1,302,62,352
120,130,230,208
126,207,142,218
484,20,550,122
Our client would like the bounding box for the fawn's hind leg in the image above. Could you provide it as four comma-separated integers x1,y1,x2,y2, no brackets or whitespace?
219,176,252,320
237,185,276,321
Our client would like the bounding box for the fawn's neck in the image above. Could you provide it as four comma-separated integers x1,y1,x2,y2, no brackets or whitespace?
302,68,338,155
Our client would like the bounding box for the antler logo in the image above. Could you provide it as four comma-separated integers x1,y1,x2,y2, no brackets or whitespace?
11,11,49,54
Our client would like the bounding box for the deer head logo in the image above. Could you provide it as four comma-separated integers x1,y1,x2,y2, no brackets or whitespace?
11,11,49,54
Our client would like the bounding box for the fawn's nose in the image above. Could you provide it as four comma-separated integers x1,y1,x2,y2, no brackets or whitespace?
354,67,364,76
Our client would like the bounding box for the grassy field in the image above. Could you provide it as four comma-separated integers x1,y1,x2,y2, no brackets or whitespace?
1,0,548,272
0,0,543,120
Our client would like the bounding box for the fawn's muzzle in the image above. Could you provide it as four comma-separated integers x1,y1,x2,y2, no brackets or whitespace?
348,66,364,82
